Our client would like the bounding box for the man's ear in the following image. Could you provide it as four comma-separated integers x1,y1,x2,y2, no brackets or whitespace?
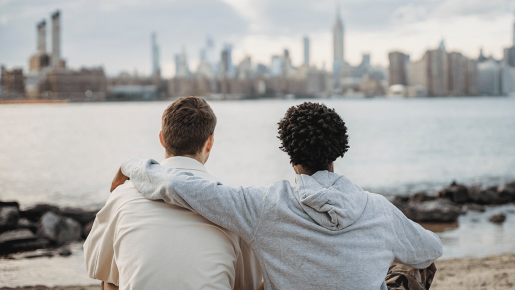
205,134,214,153
159,131,166,149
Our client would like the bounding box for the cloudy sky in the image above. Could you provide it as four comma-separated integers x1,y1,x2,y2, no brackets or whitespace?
1,0,514,77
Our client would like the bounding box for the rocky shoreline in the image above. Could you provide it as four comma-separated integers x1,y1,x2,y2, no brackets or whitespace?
1,180,514,257
387,181,515,223
0,203,98,256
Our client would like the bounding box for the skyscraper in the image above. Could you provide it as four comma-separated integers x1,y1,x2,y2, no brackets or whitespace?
303,36,310,66
388,52,408,86
333,8,344,64
151,32,160,78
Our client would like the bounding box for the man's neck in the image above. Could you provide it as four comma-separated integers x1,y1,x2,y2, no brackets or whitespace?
165,153,205,165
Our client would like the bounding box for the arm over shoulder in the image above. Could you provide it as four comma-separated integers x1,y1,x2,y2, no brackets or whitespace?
122,158,268,242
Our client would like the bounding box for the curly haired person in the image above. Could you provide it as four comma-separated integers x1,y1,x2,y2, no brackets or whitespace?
112,101,442,290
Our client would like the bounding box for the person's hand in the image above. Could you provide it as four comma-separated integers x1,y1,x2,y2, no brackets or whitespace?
110,166,129,192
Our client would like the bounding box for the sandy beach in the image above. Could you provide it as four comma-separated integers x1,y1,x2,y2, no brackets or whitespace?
0,253,513,290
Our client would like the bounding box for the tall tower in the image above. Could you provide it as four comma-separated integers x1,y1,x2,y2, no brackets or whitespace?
51,10,60,67
333,7,344,64
303,36,310,66
151,32,160,77
37,20,46,52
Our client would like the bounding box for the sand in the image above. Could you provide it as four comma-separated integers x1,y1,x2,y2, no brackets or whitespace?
432,253,515,290
0,253,514,290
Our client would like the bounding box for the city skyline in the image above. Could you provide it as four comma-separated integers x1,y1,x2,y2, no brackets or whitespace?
1,0,515,77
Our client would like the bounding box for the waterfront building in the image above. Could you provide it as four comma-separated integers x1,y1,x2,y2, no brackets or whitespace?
408,50,447,96
477,59,500,96
0,67,25,99
388,51,409,86
447,52,466,96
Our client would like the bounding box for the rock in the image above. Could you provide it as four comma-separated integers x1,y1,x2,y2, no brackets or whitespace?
38,212,82,245
0,206,20,232
437,181,469,203
0,201,19,209
17,218,38,233
461,203,486,212
467,184,482,203
60,208,98,225
497,183,515,202
58,246,72,256
403,199,462,223
83,221,94,238
489,213,506,224
20,204,60,222
386,195,409,212
409,192,436,203
9,238,50,252
0,229,45,255
0,229,35,243
479,186,512,205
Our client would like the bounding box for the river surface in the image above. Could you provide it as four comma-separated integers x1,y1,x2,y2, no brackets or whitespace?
0,97,514,287
1,97,514,209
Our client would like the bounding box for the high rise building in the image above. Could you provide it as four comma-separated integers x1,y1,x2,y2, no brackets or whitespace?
388,51,408,86
333,9,344,64
51,10,61,67
221,44,235,77
447,52,466,96
151,32,160,78
409,49,448,96
303,36,310,66
175,48,190,77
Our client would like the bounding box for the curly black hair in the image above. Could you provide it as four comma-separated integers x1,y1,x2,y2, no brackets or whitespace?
277,102,349,175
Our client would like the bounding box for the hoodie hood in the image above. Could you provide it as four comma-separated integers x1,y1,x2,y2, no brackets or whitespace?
295,171,368,231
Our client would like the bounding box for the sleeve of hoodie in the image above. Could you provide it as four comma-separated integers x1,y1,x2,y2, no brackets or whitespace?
387,202,443,269
121,158,267,242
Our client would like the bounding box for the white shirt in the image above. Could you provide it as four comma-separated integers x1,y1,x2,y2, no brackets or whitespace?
84,156,262,289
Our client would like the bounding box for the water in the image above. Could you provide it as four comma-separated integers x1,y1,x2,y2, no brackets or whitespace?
0,97,514,287
0,97,514,209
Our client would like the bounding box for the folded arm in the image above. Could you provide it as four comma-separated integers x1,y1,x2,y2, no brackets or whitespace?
121,158,267,242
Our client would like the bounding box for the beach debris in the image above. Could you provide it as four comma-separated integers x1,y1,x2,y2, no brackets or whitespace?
489,213,506,224
403,199,462,223
38,212,81,245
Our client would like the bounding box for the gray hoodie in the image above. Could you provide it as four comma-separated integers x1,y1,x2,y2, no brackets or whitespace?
122,158,443,290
